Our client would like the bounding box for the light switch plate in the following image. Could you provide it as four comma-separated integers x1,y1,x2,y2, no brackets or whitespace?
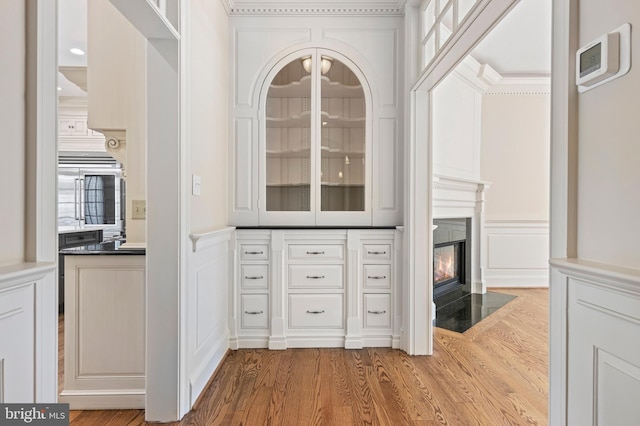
132,200,146,219
192,174,202,196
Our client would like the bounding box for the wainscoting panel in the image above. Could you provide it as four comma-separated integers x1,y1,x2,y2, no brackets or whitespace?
0,281,35,403
559,266,640,425
188,228,234,408
484,221,549,287
0,263,56,404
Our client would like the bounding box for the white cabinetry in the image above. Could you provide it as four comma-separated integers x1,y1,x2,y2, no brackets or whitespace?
232,230,271,348
231,228,401,349
59,117,88,137
230,16,403,227
60,254,145,409
259,50,370,226
58,103,107,153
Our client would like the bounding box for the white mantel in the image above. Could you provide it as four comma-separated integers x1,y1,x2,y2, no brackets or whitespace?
433,174,490,294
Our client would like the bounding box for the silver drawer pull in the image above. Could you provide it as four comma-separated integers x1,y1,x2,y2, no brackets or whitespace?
306,251,325,255
368,310,387,315
306,310,325,314
368,251,387,255
306,275,325,279
245,251,264,255
244,276,264,280
368,275,387,280
244,310,264,315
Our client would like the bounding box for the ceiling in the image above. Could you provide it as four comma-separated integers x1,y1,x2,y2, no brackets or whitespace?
56,0,551,97
471,0,551,77
58,0,88,98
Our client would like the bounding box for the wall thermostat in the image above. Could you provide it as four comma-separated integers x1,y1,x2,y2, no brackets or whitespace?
576,23,631,92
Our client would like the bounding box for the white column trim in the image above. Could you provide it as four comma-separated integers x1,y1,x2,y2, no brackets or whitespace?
549,0,578,424
25,0,58,403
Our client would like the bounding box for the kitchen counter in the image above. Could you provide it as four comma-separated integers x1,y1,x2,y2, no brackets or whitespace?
59,240,145,255
58,225,112,234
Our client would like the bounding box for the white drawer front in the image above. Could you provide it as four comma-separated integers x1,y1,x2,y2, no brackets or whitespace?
363,265,391,289
288,294,343,329
363,244,391,261
363,294,391,329
241,294,269,329
240,244,269,261
288,244,344,261
241,265,269,289
289,265,343,289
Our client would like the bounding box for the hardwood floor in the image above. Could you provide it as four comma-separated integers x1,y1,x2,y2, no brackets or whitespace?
65,288,548,425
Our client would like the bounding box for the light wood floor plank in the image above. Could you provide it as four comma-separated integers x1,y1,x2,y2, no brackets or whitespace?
64,288,548,425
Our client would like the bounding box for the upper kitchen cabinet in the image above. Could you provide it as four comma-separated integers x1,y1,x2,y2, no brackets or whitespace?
230,12,404,227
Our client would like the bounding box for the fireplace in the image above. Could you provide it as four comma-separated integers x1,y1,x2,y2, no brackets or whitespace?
433,218,469,299
433,240,465,298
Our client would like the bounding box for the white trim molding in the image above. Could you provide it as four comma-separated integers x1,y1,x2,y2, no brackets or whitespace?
483,220,549,288
227,0,406,16
189,227,236,252
453,56,551,95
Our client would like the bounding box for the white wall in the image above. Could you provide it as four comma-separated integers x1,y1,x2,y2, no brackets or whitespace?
550,2,640,423
185,0,231,411
577,2,640,269
0,0,25,266
481,93,550,221
480,92,550,288
432,72,482,181
189,0,229,231
88,0,147,244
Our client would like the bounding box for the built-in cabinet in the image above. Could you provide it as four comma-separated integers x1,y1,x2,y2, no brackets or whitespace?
229,12,404,350
231,228,401,349
230,16,403,227
58,104,107,153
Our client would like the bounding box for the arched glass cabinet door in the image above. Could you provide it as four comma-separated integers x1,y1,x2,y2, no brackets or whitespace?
262,50,370,226
318,55,366,214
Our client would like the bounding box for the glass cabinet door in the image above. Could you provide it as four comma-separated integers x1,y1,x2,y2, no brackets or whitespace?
261,50,370,226
265,58,312,212
319,57,365,212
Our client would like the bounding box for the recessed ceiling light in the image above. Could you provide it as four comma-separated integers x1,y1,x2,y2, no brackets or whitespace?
57,87,62,91
70,48,85,55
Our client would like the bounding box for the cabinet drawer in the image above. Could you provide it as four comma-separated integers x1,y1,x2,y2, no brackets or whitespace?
363,265,391,289
240,244,269,260
363,294,391,329
241,265,269,289
288,294,343,329
363,244,391,260
241,294,269,329
288,244,344,261
59,230,103,248
289,265,343,289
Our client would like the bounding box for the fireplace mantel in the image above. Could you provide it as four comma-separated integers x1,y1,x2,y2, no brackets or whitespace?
433,174,490,294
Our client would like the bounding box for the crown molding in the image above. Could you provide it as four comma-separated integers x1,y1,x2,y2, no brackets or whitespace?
452,55,551,95
219,0,232,15
227,0,406,16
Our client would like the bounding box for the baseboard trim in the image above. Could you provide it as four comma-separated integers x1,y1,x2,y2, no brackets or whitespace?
59,389,145,410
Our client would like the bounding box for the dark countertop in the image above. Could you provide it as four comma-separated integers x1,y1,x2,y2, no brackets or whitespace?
59,240,145,255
